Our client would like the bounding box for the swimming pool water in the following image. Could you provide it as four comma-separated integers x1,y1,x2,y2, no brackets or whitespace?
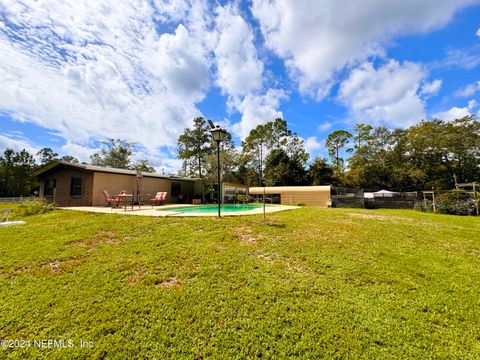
160,204,263,213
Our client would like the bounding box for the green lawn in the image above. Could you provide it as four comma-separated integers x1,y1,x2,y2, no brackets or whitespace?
1,207,479,359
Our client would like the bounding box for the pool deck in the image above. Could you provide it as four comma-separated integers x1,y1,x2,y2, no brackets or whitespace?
59,204,299,217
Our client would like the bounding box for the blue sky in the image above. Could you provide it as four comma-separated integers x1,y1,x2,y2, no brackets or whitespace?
0,0,479,172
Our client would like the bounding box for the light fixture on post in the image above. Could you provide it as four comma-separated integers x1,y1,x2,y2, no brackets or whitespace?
209,121,227,218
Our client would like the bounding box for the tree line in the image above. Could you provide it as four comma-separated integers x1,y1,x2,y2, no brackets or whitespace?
177,115,480,191
1,115,478,197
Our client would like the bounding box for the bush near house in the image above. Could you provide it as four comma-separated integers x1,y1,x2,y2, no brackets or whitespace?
12,199,55,218
435,190,477,216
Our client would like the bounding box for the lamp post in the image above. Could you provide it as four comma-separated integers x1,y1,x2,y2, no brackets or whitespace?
210,125,227,218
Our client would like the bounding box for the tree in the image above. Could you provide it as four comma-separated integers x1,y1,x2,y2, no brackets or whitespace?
263,148,309,186
404,116,480,188
37,148,59,166
0,149,15,196
353,124,373,150
90,139,133,169
343,116,480,190
308,157,334,185
61,155,79,163
133,160,155,173
241,118,308,186
0,148,37,196
177,117,212,178
242,118,288,186
325,130,353,171
203,131,241,183
12,149,36,196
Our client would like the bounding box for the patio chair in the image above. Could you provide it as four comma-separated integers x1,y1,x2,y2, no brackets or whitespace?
103,190,117,207
116,190,129,206
151,192,167,207
178,193,189,204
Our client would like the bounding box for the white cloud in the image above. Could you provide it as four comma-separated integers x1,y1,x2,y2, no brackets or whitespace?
455,81,480,97
433,106,471,121
212,4,285,139
131,148,183,174
476,28,480,37
439,45,480,70
0,0,214,168
0,0,285,166
232,89,286,138
317,122,333,132
304,136,322,153
252,0,477,98
141,24,213,103
214,4,263,98
0,134,39,154
468,99,478,110
338,60,428,127
59,142,97,163
420,79,442,97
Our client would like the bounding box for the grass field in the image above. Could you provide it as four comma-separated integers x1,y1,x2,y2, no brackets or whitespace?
1,207,479,359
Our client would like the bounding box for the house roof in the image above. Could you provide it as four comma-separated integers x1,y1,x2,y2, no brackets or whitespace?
32,160,199,182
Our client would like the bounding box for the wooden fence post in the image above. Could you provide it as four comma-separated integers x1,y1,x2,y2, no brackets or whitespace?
432,187,436,213
474,182,479,216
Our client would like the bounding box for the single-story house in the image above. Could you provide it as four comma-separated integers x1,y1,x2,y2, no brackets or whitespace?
248,186,331,207
33,161,203,207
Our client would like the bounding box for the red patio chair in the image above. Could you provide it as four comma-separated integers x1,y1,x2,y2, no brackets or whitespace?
151,192,166,207
103,190,117,207
117,190,127,204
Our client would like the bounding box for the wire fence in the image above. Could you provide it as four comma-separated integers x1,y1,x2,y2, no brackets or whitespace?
0,197,37,204
331,187,479,215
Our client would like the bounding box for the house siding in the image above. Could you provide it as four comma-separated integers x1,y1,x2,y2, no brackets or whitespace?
39,168,94,207
92,172,196,206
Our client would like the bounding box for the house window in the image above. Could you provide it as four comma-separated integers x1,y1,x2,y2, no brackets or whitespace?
70,177,83,196
44,179,56,196
171,182,181,197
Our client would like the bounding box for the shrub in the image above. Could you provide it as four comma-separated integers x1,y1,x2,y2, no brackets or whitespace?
13,199,55,218
435,191,476,216
296,202,306,207
234,195,250,203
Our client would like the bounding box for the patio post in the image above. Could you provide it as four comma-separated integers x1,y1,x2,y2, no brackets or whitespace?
217,142,221,217
210,124,227,218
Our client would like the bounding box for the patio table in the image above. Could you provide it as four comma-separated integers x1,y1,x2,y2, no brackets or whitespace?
115,194,152,211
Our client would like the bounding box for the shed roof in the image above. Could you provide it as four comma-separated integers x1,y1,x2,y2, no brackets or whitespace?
249,185,331,195
32,160,199,182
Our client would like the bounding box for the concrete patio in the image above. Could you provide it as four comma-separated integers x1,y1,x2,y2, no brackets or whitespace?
59,204,299,217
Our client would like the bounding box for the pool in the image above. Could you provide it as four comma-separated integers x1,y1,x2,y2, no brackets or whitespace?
160,204,263,214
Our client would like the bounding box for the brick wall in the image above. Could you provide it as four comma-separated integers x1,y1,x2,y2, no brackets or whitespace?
39,168,93,207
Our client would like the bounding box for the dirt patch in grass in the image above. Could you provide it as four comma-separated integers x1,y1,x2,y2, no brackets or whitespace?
332,218,358,225
41,258,85,274
235,226,263,244
72,229,129,248
348,213,407,222
155,277,181,288
2,257,86,278
254,252,312,275
255,252,280,263
128,266,146,285
128,268,182,289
